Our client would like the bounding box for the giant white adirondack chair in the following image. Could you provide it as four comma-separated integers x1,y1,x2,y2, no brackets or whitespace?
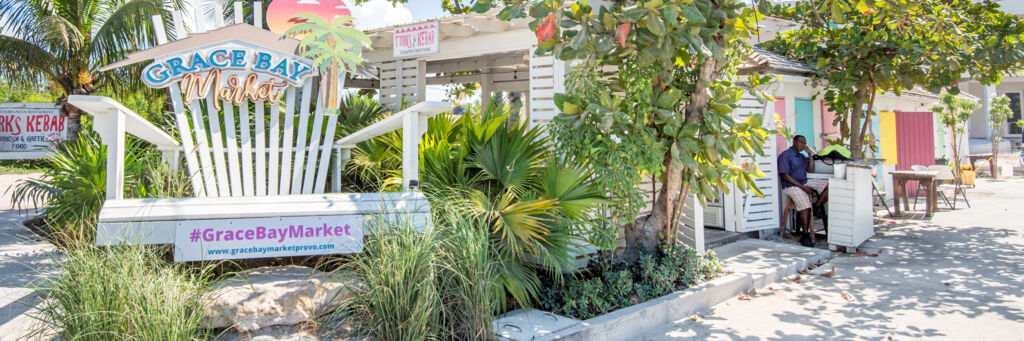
67,4,451,258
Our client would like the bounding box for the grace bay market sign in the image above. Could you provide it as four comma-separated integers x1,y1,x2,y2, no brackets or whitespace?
393,21,439,58
0,103,66,159
138,39,369,261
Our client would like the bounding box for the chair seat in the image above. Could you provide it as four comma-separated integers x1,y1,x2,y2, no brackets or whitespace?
96,192,429,245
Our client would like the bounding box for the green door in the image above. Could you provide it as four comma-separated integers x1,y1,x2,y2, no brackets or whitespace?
795,98,815,148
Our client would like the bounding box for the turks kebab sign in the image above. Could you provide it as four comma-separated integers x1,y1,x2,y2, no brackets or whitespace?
142,41,316,109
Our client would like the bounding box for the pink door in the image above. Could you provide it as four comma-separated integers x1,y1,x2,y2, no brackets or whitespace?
894,111,936,195
821,101,839,141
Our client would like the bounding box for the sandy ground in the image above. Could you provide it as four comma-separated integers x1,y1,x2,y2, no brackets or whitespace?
647,178,1024,340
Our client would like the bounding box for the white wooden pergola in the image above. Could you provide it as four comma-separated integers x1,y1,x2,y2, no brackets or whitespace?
345,10,566,128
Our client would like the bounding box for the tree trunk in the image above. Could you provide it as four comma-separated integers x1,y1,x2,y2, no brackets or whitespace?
61,102,82,142
624,158,681,261
992,134,1000,179
849,87,868,159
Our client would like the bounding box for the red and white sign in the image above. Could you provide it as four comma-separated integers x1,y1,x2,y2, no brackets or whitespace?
393,22,438,58
0,103,65,155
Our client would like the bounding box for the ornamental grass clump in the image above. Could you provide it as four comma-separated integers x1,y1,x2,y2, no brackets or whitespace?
339,207,500,341
30,244,213,340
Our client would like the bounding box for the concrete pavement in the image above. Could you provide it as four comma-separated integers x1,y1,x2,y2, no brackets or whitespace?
648,178,1024,340
0,173,58,340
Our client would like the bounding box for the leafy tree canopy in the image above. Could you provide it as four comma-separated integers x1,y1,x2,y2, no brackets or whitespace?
470,0,776,256
759,0,1024,157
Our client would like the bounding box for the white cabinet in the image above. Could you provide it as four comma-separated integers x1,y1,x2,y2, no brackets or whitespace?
827,164,875,251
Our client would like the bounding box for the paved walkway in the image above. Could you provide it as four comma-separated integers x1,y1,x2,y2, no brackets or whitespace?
0,173,58,340
648,178,1024,340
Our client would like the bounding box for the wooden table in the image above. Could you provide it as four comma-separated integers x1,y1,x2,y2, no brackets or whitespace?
968,154,993,171
891,170,938,217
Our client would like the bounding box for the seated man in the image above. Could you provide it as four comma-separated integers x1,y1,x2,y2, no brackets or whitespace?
778,135,828,246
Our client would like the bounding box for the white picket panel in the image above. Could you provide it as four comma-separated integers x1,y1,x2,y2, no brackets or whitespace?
313,113,339,193
268,95,284,195
724,96,780,232
203,96,232,196
279,79,311,194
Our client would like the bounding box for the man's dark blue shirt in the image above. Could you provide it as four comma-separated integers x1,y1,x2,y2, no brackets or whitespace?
778,148,809,189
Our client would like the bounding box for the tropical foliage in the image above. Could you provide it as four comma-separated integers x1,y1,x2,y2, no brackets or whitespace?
0,0,182,137
471,0,775,256
988,96,1023,178
419,103,606,309
932,93,979,180
761,0,1024,158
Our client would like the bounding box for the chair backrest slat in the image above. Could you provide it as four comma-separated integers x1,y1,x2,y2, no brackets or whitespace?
238,100,255,196
289,85,317,194
169,86,206,197
313,113,339,193
203,96,232,196
301,95,328,194
254,101,267,196
279,79,313,195
187,99,218,197
268,93,286,195
221,100,243,196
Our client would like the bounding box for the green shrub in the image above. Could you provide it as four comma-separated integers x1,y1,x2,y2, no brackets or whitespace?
30,244,212,340
540,247,722,320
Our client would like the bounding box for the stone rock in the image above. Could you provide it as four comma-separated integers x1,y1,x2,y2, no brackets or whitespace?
203,265,361,332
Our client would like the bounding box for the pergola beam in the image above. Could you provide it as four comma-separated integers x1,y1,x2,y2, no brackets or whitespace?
425,53,527,73
439,22,476,38
425,69,530,85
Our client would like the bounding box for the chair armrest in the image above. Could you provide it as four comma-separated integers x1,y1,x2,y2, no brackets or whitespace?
67,95,179,150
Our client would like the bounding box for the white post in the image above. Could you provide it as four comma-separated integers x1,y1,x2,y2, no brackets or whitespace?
416,60,427,102
105,111,126,200
172,11,187,39
213,3,225,28
151,15,168,44
233,2,244,25
480,71,492,111
254,1,263,28
402,111,419,189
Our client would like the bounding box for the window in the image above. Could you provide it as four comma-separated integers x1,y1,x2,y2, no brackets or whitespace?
1006,92,1022,135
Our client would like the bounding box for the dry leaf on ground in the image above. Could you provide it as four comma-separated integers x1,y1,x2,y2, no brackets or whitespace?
841,292,855,301
800,268,811,275
691,315,702,322
793,275,802,283
738,292,751,300
820,266,836,277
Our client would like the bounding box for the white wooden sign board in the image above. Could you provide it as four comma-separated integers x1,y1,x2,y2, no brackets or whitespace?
0,103,65,159
393,21,439,57
174,215,363,261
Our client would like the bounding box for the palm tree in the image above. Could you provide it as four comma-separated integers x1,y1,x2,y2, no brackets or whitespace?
284,14,371,114
0,0,181,138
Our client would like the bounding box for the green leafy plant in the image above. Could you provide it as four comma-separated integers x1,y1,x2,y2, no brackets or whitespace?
419,102,606,310
540,246,722,320
761,0,1024,158
988,95,1022,178
933,93,980,180
30,244,213,340
0,0,183,137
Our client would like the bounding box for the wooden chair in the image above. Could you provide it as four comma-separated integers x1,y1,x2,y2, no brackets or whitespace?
779,193,797,238
910,165,930,210
65,6,451,260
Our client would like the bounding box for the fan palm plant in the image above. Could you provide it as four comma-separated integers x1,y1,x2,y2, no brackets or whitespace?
0,0,182,138
420,103,607,309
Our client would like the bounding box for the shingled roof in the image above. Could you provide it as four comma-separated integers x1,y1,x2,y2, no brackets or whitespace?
737,48,813,76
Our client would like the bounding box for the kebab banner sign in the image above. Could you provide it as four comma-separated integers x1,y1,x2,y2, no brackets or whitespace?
141,41,316,108
0,103,65,156
393,22,438,58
